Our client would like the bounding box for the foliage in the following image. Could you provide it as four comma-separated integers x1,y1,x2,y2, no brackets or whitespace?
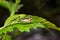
0,0,60,40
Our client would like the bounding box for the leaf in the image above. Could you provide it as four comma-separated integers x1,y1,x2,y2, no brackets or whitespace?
0,0,14,12
0,0,23,16
0,22,45,35
0,14,60,35
0,25,14,35
0,35,2,40
16,0,21,4
2,34,12,40
6,14,60,31
5,35,12,40
38,17,58,30
15,4,23,12
4,14,26,27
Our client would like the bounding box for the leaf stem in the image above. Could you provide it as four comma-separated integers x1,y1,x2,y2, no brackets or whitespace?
10,11,15,16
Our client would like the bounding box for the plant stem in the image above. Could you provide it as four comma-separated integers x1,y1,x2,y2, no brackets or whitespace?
10,3,18,16
10,11,15,16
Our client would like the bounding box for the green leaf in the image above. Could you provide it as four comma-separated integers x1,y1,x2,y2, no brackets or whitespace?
6,14,60,31
2,34,12,40
0,0,14,12
0,14,60,35
4,14,26,27
0,35,2,40
0,25,14,35
15,4,23,12
0,22,45,35
16,0,21,4
0,0,23,16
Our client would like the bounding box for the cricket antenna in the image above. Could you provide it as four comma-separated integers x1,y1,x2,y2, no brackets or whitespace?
39,0,47,9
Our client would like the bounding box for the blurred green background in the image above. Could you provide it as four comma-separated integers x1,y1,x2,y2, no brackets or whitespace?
0,0,60,27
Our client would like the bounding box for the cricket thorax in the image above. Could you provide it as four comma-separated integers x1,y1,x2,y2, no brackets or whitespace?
9,15,34,25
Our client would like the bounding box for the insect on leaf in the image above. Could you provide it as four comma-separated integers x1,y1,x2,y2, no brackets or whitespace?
0,14,60,35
